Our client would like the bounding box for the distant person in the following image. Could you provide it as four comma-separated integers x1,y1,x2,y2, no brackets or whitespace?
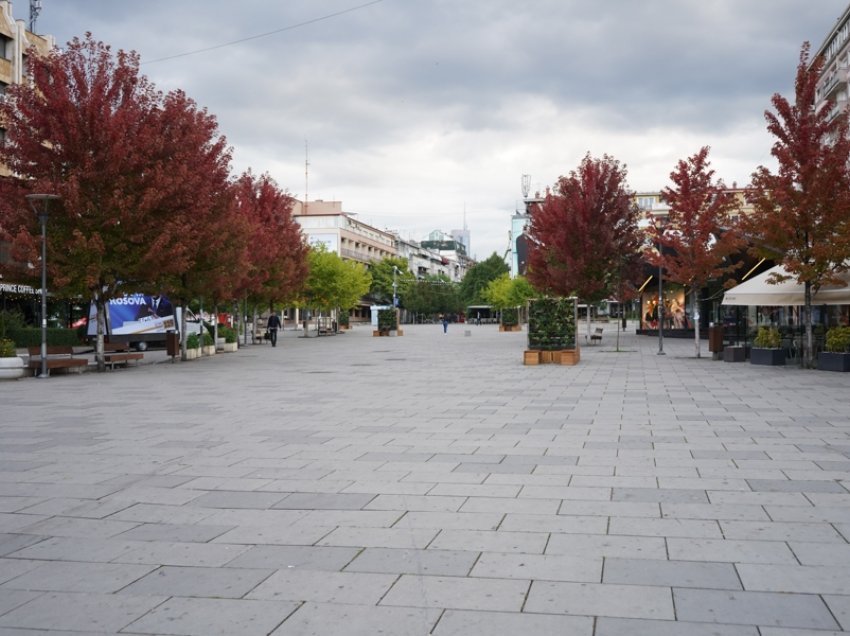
267,312,282,347
442,315,449,334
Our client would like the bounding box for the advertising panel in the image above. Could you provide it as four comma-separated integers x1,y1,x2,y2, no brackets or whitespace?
87,294,177,337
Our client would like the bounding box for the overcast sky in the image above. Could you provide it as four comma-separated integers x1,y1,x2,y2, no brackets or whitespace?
35,1,849,260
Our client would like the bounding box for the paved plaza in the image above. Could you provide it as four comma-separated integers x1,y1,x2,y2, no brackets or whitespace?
2,323,850,635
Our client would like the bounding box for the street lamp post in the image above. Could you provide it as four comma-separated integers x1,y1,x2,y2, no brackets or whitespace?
26,194,61,379
656,219,666,356
392,266,399,308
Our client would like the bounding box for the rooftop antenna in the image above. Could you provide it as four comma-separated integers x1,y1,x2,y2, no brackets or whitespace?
521,174,531,199
304,140,309,215
29,0,42,33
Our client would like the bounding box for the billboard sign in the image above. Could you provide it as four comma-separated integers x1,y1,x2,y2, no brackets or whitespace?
87,294,177,337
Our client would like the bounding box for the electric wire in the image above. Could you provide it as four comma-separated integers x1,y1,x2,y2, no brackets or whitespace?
142,0,384,65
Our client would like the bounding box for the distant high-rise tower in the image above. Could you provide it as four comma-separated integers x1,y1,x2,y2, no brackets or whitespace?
450,228,470,256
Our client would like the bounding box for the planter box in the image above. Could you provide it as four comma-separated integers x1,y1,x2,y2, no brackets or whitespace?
185,348,201,360
202,345,216,356
818,351,850,372
540,350,554,363
499,324,521,332
554,349,580,365
523,350,540,365
218,342,238,353
723,346,746,362
0,356,25,380
750,347,784,366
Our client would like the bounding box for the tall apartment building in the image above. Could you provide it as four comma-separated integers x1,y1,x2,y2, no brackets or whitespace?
292,199,397,265
815,4,850,118
0,1,53,163
0,1,52,301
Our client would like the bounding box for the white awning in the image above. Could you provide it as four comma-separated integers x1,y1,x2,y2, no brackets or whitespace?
722,265,850,306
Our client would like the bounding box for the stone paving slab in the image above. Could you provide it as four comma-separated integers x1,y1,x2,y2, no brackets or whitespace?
2,324,850,633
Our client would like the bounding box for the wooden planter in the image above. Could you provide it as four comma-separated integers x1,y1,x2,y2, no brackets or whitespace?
524,349,580,365
499,324,521,332
750,347,784,366
554,349,580,365
523,350,540,365
818,351,850,372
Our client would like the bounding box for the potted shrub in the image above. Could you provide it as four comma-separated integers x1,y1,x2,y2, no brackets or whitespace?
819,326,850,372
376,309,397,336
0,338,25,380
218,325,238,352
201,332,216,356
750,326,784,366
526,297,579,365
500,307,521,332
185,332,201,360
338,311,350,330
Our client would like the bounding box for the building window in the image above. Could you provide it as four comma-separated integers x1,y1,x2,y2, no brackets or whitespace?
637,196,655,210
0,35,12,61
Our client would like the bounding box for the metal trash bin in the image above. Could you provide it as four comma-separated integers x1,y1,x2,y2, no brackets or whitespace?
708,325,724,353
165,331,179,358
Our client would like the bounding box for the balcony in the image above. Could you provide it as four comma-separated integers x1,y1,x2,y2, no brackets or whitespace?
340,247,379,263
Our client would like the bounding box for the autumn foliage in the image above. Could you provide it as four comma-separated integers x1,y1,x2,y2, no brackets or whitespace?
743,42,850,367
647,147,743,357
231,171,309,307
526,153,642,306
0,34,309,366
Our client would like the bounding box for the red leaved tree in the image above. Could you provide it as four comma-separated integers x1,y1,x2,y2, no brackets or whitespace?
0,35,232,369
149,90,234,358
647,147,743,358
526,153,642,340
743,42,850,368
231,172,309,336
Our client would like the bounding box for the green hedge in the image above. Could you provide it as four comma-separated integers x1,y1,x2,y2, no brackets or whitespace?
527,297,577,350
6,327,81,347
501,307,518,326
377,309,397,331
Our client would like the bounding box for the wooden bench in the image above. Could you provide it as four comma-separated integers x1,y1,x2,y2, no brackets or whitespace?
590,327,603,345
27,346,88,375
103,343,144,369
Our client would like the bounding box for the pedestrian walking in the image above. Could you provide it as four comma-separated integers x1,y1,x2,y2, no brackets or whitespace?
267,312,282,347
442,315,449,334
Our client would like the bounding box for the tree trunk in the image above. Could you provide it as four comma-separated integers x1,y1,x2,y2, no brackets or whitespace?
242,297,248,346
615,308,621,352
804,281,814,369
180,303,188,361
95,294,107,373
692,288,701,358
